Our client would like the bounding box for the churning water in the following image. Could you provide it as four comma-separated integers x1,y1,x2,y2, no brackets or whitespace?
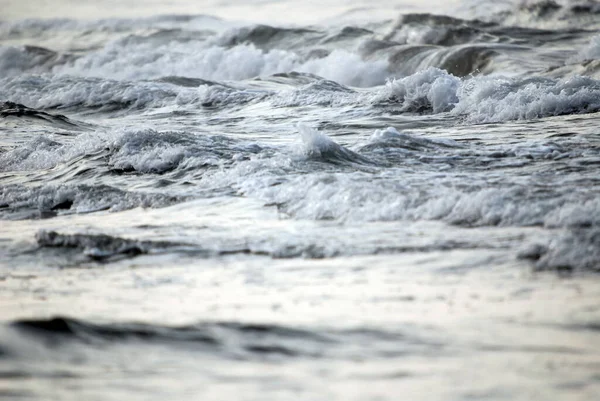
1,0,600,400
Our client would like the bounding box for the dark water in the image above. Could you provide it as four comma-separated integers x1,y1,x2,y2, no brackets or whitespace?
1,0,600,400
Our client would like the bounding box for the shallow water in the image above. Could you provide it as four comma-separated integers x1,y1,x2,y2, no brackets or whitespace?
1,0,600,400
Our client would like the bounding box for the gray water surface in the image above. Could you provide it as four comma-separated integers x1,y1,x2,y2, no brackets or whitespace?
1,0,600,400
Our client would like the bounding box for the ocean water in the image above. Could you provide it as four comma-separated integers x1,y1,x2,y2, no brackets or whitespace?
1,0,600,400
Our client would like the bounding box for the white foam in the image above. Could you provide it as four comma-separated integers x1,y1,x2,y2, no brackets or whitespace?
0,128,232,174
4,61,600,122
106,130,189,174
452,75,600,123
359,126,460,150
296,50,388,87
51,36,389,87
387,25,449,45
297,123,337,157
0,182,179,217
197,127,599,230
243,170,598,229
381,67,600,123
52,40,295,81
533,228,600,271
296,124,373,165
544,198,600,229
0,135,103,172
382,67,460,113
0,75,181,110
269,79,362,108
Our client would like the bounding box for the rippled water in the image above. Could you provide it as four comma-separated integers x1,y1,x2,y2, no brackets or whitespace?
1,0,600,400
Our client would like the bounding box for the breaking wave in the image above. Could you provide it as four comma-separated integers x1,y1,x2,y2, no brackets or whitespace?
382,68,600,122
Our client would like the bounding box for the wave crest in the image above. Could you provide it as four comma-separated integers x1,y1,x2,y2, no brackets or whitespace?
381,68,600,122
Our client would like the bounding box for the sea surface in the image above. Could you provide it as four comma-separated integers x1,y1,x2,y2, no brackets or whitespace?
1,0,600,400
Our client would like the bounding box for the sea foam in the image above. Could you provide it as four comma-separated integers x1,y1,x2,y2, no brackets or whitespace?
382,68,600,122
53,39,388,87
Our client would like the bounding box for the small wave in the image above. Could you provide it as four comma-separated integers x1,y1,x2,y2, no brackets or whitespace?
217,24,323,51
50,38,389,87
260,71,329,86
0,127,259,175
216,127,600,230
475,0,600,29
103,129,246,174
567,34,600,64
0,45,73,77
0,74,274,112
515,0,600,23
382,67,460,113
7,316,332,359
363,39,501,78
252,175,600,229
0,75,181,111
393,13,492,30
380,11,584,64
35,230,185,261
356,127,461,153
519,228,600,272
193,84,272,108
297,49,388,87
298,124,374,166
451,74,600,123
3,66,598,121
0,135,100,173
380,67,600,122
520,0,563,18
0,184,182,220
117,28,214,48
271,77,360,107
320,26,374,46
0,101,87,130
372,9,600,79
4,315,438,360
154,75,224,88
54,41,298,82
429,45,499,77
384,13,493,46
